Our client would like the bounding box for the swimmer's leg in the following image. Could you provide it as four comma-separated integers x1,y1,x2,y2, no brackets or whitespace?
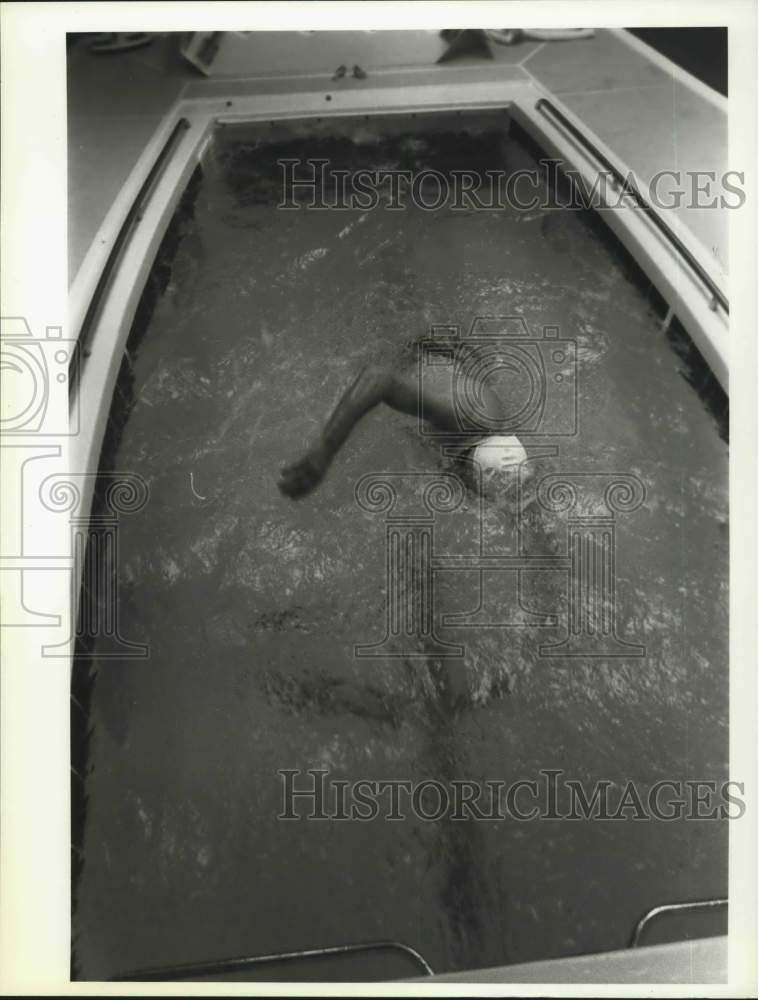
278,364,463,498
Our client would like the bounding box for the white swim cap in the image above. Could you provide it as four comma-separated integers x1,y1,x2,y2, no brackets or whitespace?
471,435,528,476
471,435,528,500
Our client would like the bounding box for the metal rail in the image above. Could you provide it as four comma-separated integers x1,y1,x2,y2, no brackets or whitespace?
630,898,728,948
70,116,192,389
534,98,728,315
113,940,434,981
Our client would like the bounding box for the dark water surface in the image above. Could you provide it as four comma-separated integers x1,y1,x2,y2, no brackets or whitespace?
73,115,728,979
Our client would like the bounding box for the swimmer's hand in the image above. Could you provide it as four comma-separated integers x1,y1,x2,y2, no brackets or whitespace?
278,447,330,499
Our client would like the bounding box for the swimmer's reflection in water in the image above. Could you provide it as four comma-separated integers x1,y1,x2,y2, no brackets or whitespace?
278,338,535,503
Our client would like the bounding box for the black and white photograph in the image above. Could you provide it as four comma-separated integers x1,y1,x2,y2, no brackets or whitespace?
1,3,757,994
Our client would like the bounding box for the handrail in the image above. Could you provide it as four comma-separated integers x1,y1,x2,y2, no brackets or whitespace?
630,898,728,948
534,98,728,316
112,939,434,981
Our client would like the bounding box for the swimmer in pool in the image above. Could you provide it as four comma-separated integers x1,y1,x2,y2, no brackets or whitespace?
278,342,528,499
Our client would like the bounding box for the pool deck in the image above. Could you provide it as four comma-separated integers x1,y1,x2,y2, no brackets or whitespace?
68,29,728,288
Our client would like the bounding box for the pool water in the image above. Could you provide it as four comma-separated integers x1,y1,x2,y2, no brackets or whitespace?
72,114,728,979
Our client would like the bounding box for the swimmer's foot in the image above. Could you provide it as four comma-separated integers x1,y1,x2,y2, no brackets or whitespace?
278,447,331,498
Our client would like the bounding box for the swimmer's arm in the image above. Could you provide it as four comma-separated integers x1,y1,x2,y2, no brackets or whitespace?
279,364,457,498
321,366,461,449
279,361,505,498
279,366,397,497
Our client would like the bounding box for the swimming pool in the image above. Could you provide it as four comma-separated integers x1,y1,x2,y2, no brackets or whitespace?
72,112,728,979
